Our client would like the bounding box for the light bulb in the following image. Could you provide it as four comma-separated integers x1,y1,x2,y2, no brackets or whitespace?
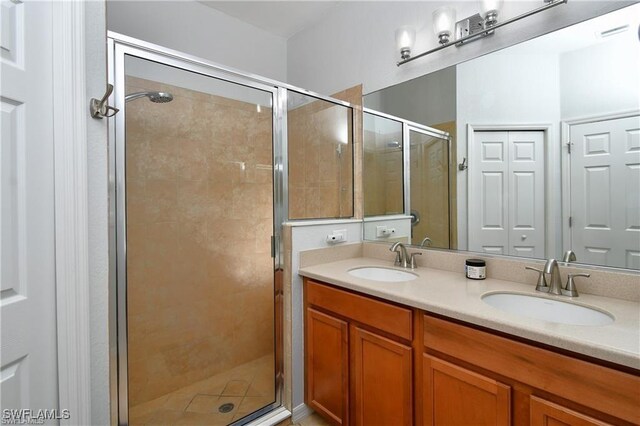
433,7,456,45
480,0,503,26
395,27,415,60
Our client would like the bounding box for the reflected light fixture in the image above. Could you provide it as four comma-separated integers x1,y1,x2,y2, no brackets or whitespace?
433,7,456,44
480,0,503,27
397,0,567,65
395,26,416,61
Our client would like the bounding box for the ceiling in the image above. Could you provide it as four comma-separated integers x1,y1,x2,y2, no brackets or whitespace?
198,1,341,38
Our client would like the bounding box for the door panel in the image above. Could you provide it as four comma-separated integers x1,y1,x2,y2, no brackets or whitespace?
305,308,349,425
121,55,277,424
1,0,58,413
469,130,545,258
423,355,511,426
530,396,611,426
508,131,545,258
353,327,412,426
469,132,509,254
570,116,640,269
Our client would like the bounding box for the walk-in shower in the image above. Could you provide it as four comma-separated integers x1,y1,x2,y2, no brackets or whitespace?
109,34,284,426
108,32,354,426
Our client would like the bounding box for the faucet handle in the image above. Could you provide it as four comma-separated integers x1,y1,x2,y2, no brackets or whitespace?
409,252,422,269
525,266,548,292
562,273,590,297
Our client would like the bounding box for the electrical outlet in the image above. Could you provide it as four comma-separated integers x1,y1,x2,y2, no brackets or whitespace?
327,229,347,243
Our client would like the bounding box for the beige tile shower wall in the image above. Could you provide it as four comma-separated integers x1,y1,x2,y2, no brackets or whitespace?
288,99,354,219
125,76,275,406
363,130,403,217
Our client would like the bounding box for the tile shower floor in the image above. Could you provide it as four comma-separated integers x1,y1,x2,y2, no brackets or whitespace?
129,354,275,425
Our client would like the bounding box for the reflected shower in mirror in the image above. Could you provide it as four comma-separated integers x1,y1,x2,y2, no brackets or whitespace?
288,91,354,220
363,111,404,217
363,4,640,270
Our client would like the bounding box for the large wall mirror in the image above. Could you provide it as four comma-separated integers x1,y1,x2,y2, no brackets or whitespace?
362,4,640,270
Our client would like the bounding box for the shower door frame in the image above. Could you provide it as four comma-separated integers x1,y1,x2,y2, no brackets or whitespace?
406,124,453,247
108,32,290,426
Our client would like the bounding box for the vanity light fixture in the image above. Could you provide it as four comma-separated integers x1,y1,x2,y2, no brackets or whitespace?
433,7,457,44
396,0,568,66
395,26,416,61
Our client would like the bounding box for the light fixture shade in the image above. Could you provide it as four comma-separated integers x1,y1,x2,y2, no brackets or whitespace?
433,7,456,37
395,26,416,60
480,0,503,17
395,26,416,51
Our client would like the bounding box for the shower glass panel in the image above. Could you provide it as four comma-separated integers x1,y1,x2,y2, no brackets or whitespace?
287,91,354,219
363,112,404,217
123,55,276,425
409,129,451,249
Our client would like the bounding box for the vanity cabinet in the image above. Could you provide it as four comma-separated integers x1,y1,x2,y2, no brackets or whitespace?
304,278,640,426
304,278,414,426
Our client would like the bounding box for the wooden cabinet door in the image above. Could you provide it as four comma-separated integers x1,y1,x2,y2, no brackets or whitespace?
353,326,413,426
423,355,511,426
306,308,349,425
530,396,612,426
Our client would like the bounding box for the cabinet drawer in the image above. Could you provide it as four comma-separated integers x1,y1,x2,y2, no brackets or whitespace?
424,315,640,425
306,279,413,341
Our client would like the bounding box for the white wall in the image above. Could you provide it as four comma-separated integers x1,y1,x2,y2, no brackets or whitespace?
560,32,640,120
456,51,562,255
364,66,456,126
107,0,288,82
287,1,634,96
288,221,362,416
85,1,111,424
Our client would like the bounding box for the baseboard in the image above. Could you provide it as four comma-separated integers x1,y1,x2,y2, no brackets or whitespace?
292,403,313,422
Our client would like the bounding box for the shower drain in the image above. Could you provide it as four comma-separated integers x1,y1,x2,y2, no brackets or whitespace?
218,403,235,413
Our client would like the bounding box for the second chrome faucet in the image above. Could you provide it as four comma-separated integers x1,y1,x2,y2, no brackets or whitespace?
526,258,590,297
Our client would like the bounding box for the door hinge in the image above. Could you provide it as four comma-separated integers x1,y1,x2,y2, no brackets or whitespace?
270,235,277,258
569,216,573,227
567,142,572,154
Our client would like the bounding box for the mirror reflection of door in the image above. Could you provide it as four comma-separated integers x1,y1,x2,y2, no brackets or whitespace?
409,129,451,249
568,115,640,269
468,130,545,258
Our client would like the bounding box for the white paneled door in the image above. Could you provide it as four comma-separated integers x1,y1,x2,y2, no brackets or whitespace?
1,0,58,415
569,116,640,269
468,130,545,258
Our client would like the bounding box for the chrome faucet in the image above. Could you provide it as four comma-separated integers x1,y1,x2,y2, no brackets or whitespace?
562,250,577,263
389,242,409,268
543,259,563,295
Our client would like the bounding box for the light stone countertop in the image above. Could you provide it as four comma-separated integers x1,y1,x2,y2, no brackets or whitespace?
299,257,640,370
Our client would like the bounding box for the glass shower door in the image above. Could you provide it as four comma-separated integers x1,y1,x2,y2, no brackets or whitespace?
119,54,278,425
409,128,451,249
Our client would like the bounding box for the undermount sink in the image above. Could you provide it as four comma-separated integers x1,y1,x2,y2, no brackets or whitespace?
348,267,418,282
482,292,614,326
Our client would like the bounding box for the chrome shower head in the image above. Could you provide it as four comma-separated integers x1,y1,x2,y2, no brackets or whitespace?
125,91,174,103
148,92,173,103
